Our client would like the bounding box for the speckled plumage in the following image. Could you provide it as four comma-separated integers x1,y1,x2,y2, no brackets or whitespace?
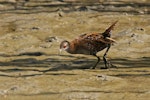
60,21,118,69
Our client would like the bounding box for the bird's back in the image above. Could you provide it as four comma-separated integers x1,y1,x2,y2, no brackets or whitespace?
71,32,109,55
68,21,118,55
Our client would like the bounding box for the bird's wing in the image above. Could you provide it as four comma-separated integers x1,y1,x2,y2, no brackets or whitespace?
78,32,116,44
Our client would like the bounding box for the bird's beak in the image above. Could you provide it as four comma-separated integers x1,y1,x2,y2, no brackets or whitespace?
59,49,63,55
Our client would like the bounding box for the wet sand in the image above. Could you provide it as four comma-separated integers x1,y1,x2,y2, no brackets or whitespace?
0,0,150,100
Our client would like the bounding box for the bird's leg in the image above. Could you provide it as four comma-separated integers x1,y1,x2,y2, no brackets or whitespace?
92,54,100,69
103,44,111,69
102,44,117,69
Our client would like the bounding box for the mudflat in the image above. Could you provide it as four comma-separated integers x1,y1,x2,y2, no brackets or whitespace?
0,0,149,100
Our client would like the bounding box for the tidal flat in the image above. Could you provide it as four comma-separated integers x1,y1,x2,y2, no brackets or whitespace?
0,0,149,100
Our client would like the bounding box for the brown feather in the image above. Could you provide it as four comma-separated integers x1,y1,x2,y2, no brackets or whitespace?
60,21,117,55
60,21,118,69
102,20,118,37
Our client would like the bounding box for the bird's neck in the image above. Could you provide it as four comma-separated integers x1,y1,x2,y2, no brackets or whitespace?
66,41,76,54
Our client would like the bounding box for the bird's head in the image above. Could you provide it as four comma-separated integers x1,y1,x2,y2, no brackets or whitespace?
59,40,70,54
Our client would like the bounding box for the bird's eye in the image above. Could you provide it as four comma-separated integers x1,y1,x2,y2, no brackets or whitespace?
63,45,67,48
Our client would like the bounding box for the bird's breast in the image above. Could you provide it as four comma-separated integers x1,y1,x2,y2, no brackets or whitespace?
66,38,108,55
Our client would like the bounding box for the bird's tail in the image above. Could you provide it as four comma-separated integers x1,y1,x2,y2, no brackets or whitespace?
102,20,118,37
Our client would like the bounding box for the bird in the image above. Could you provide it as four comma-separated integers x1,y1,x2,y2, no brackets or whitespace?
60,21,118,69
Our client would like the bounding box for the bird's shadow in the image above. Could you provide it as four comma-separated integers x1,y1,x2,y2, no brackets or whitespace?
0,52,149,77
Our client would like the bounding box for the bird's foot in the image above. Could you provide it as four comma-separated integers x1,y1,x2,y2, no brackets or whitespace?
100,67,108,69
109,63,117,69
102,60,117,69
91,66,96,69
108,61,117,69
